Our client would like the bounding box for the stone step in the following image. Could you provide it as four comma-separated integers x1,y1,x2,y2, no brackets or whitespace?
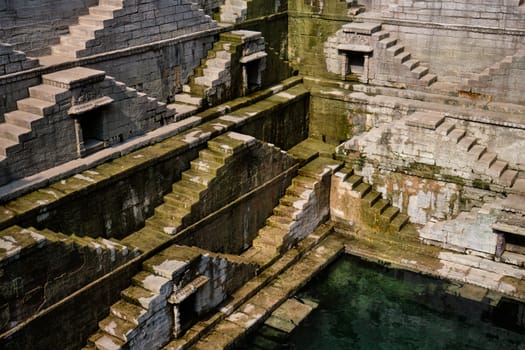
436,119,455,136
154,202,188,221
175,93,203,107
511,178,525,195
291,175,318,189
0,226,47,264
395,51,411,63
381,205,401,222
298,157,342,180
387,44,404,56
190,158,223,175
68,24,99,38
362,190,381,207
371,198,390,214
16,97,55,116
273,204,304,220
110,299,148,326
89,4,121,17
145,216,182,235
78,14,111,27
403,59,419,70
92,332,125,350
457,136,477,151
421,73,437,86
257,225,289,242
447,129,466,143
121,285,164,311
353,182,371,198
132,271,173,296
380,37,397,48
51,44,82,58
206,57,231,69
163,191,195,209
3,110,42,129
285,184,314,199
279,194,305,208
181,168,215,186
412,65,429,78
486,159,508,177
99,0,124,7
372,30,390,40
405,111,444,130
207,132,255,155
390,213,410,231
0,123,31,142
467,144,486,161
172,180,206,199
99,314,137,342
198,148,228,164
345,174,363,189
28,84,71,103
498,169,518,187
266,215,296,231
59,34,88,49
143,246,199,279
477,151,497,168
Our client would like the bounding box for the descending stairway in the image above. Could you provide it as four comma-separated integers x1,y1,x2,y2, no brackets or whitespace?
174,33,243,109
372,27,437,87
125,132,256,252
243,156,342,266
84,244,255,350
49,0,125,59
460,49,525,92
338,166,410,232
347,111,521,191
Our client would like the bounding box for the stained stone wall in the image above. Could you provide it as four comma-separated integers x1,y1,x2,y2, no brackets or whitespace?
0,0,97,56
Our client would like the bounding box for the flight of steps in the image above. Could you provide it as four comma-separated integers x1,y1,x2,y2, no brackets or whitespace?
346,111,521,191
49,0,125,59
84,244,203,350
460,49,525,92
243,156,342,267
84,244,256,350
406,112,520,189
219,0,247,23
0,81,67,163
339,166,410,233
131,132,256,247
372,27,437,87
175,33,242,109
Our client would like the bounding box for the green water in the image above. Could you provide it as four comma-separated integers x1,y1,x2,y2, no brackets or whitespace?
246,256,525,350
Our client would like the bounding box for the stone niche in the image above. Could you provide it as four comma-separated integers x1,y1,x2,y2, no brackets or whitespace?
325,22,377,83
235,30,267,95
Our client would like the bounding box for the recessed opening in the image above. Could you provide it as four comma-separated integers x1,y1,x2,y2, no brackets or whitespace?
346,52,365,76
177,293,198,336
246,60,262,92
78,109,105,156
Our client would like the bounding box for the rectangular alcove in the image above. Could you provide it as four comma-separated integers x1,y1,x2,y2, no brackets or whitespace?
338,44,373,83
68,96,113,157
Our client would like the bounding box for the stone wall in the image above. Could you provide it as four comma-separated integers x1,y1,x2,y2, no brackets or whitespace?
0,226,138,333
369,0,525,29
0,0,97,56
0,67,174,186
0,43,39,76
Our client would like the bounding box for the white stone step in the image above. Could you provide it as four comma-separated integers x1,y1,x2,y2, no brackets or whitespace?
175,93,203,107
68,24,99,38
89,5,121,17
78,14,110,27
0,137,17,156
16,97,56,116
4,110,43,129
0,123,31,142
29,84,70,103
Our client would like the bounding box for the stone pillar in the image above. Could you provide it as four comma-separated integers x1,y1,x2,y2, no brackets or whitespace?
340,53,347,79
73,118,85,158
362,54,370,83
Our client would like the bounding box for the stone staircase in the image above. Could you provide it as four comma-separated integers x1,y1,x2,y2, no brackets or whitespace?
0,67,174,184
49,0,125,59
242,156,342,266
0,81,67,163
0,43,40,75
175,33,243,109
372,27,437,87
338,166,410,232
459,48,525,92
219,0,247,23
345,111,522,192
137,132,257,239
84,244,255,350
